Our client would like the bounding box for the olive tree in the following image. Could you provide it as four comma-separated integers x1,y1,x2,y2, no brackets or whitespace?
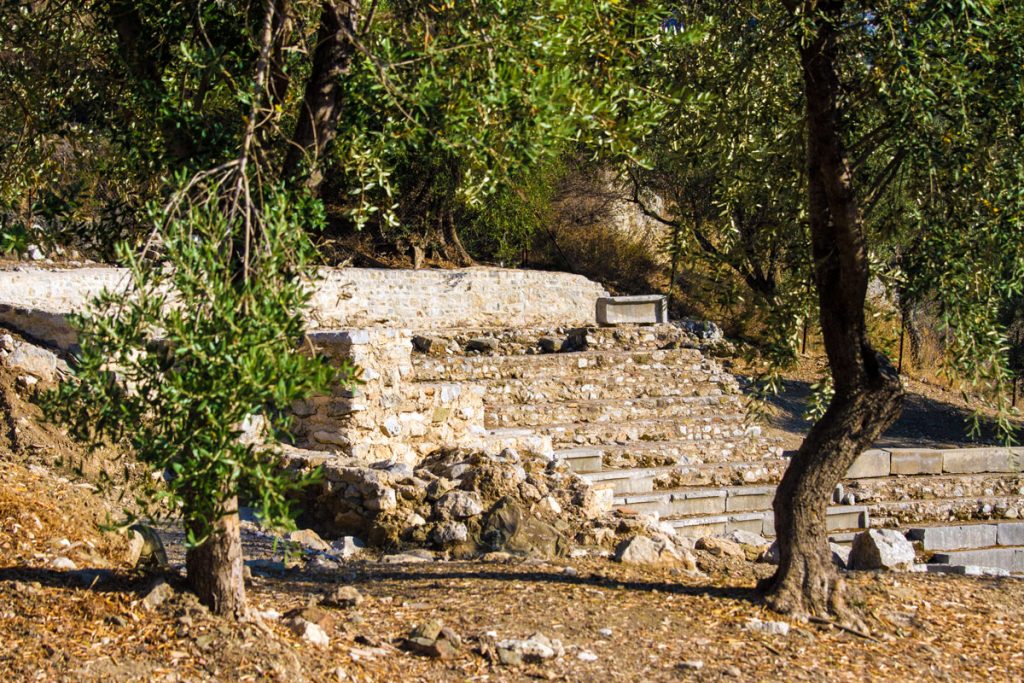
47,2,356,616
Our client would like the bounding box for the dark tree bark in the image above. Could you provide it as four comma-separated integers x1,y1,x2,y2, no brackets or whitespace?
184,496,247,618
762,0,904,622
106,0,195,161
283,1,359,194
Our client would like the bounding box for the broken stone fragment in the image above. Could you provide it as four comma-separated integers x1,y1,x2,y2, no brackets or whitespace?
330,535,366,559
436,490,484,518
431,521,469,545
412,335,450,356
284,616,330,646
321,585,364,609
848,529,915,571
465,337,498,354
287,528,331,553
694,536,745,559
141,578,175,610
495,632,564,665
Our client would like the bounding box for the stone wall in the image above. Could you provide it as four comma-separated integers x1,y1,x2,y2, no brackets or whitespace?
291,329,487,464
307,268,608,330
0,266,609,350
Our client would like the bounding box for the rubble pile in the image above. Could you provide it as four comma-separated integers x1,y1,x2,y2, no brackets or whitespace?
289,446,694,562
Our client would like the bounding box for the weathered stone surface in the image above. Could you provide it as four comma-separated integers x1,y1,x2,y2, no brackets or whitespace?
830,542,851,568
285,617,330,646
596,295,667,325
889,449,943,476
330,536,367,558
321,585,364,609
930,548,1024,572
431,521,469,545
5,342,59,381
942,448,1021,474
906,524,997,551
141,578,175,610
412,335,449,356
725,530,768,548
848,529,915,571
465,337,499,354
745,618,790,636
695,536,745,559
495,633,565,664
997,522,1024,546
437,490,484,518
288,528,331,553
846,450,890,479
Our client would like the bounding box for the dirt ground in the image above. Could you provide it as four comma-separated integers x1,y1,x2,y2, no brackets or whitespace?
3,459,1024,683
4,342,1024,681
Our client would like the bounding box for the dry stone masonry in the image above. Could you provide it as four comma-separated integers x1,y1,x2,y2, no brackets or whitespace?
6,264,1024,573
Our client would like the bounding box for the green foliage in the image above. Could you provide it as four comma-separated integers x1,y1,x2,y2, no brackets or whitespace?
45,178,355,544
327,1,675,249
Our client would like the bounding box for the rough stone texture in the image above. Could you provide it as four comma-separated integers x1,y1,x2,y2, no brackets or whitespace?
848,529,916,571
943,448,1023,475
846,449,891,479
996,522,1024,546
889,449,944,476
0,266,609,349
930,548,1024,573
292,329,489,463
906,524,998,551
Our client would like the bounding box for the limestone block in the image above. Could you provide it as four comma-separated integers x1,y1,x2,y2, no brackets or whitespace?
889,449,943,476
671,490,727,516
845,449,890,479
942,448,1021,474
596,295,668,325
725,486,774,513
996,522,1024,546
931,547,1024,572
849,529,915,570
906,524,997,551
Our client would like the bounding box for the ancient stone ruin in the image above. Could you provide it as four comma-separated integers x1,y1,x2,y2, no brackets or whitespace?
3,265,1024,573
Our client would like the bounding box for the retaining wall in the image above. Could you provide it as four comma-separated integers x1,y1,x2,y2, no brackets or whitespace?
0,266,609,350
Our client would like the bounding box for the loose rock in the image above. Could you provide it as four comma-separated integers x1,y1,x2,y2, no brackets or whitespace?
848,529,915,571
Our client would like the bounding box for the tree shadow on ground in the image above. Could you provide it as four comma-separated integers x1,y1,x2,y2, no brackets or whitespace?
762,378,1024,449
0,565,163,594
263,564,763,607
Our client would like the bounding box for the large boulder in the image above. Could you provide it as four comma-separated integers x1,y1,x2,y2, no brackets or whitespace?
848,529,915,571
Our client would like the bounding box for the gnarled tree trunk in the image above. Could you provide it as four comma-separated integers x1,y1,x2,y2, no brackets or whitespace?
283,0,359,194
762,0,904,622
185,496,247,618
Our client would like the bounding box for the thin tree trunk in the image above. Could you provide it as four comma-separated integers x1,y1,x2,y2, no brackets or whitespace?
185,496,247,618
762,0,903,623
443,209,474,266
282,1,358,194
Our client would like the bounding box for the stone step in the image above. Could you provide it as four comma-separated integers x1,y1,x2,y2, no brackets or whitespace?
412,347,720,383
577,437,784,471
665,506,870,539
579,467,668,495
867,494,1024,526
843,471,1024,506
929,547,1024,573
555,447,604,474
534,414,751,448
480,374,733,404
616,485,777,518
479,427,554,458
412,322,704,357
907,521,1024,551
484,394,744,430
